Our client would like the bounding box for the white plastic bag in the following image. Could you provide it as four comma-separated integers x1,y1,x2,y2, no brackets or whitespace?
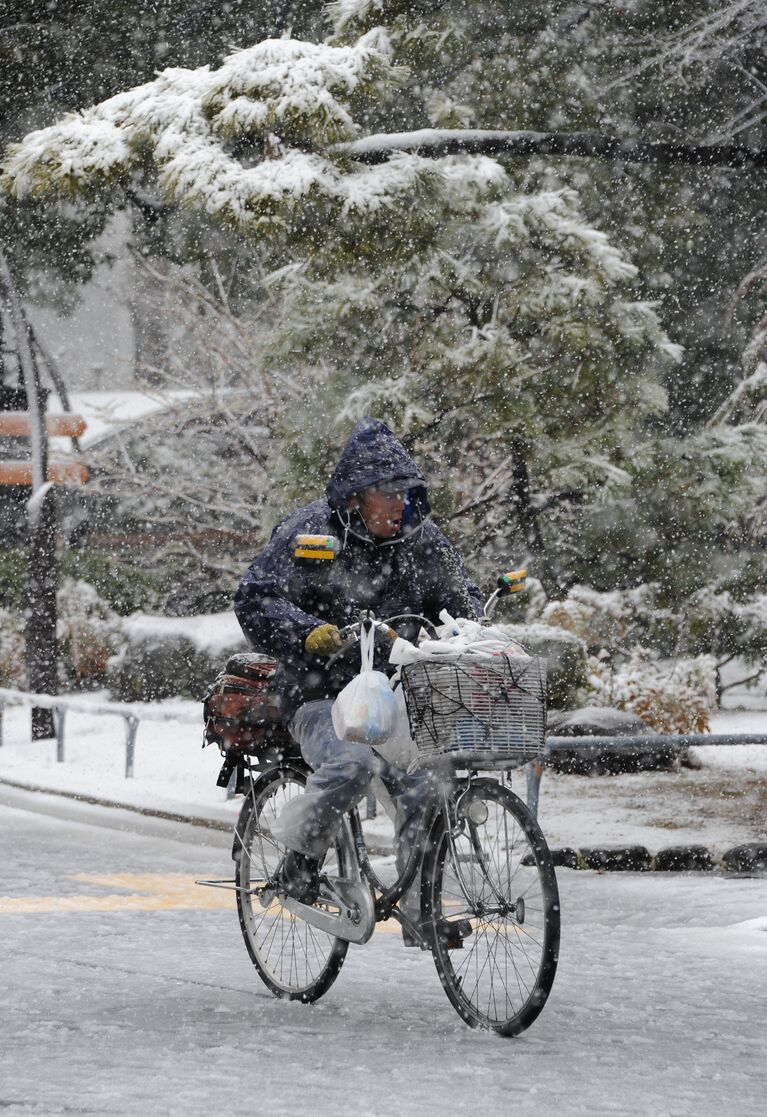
388,609,531,666
370,681,417,768
331,624,397,746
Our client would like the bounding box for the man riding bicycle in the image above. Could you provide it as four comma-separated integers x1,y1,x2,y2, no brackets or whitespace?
234,418,482,930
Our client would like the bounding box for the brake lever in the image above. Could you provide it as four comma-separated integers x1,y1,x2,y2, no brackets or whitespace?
324,621,398,670
325,633,359,670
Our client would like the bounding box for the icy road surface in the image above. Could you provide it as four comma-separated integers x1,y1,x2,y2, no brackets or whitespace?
1,800,765,1117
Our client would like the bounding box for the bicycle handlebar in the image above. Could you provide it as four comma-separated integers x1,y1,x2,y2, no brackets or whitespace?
324,570,528,669
326,613,437,669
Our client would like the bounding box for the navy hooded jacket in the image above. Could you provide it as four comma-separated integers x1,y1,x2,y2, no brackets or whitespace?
234,418,482,704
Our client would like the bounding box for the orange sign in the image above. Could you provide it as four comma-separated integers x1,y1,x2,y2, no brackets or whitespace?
0,413,86,437
0,461,89,485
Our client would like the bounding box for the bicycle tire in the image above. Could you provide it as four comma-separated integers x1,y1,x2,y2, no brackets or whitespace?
234,763,349,1003
422,778,560,1036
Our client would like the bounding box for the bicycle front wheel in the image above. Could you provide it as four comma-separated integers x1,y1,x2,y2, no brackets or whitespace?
422,778,560,1036
234,764,349,1003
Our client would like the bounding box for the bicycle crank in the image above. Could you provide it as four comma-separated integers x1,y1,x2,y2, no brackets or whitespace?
280,877,376,944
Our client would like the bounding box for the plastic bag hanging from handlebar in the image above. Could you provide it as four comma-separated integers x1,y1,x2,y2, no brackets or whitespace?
331,622,398,746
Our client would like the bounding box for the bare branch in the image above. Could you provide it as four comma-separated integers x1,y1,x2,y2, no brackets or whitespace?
719,665,767,694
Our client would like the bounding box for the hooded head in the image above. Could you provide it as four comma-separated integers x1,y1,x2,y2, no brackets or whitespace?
325,418,431,544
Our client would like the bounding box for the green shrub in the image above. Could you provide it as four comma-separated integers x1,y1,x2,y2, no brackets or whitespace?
496,623,589,709
0,607,26,687
0,549,27,611
107,633,236,702
60,550,167,616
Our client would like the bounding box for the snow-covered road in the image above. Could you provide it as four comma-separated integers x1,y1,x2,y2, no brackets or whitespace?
1,799,764,1117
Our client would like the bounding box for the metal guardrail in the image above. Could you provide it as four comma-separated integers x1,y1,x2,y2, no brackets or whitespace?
545,734,767,750
0,687,196,778
523,733,767,816
1,687,765,815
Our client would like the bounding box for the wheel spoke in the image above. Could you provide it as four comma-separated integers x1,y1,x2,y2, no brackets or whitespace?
425,780,559,1034
235,766,348,1001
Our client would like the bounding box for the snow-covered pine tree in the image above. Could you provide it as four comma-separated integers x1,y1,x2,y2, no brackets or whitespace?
1,26,683,594
3,7,765,646
267,164,682,599
323,0,767,613
329,0,767,426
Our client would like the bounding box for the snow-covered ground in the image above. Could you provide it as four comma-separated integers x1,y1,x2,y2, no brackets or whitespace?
1,694,765,1117
2,802,765,1117
0,697,764,855
539,707,767,856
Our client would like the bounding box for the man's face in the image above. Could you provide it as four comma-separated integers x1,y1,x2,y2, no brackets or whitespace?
355,487,406,538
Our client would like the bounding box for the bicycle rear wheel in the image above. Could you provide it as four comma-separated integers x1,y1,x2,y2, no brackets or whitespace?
234,763,349,1003
422,778,560,1036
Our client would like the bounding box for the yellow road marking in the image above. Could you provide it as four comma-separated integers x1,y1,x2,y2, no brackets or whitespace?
0,873,538,941
0,873,232,914
0,871,408,926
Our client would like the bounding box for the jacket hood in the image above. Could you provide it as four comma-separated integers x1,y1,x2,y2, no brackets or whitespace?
325,417,431,539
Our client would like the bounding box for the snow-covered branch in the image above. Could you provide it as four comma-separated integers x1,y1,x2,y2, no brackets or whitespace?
336,127,767,168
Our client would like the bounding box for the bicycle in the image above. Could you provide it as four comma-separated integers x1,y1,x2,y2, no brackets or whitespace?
206,575,560,1037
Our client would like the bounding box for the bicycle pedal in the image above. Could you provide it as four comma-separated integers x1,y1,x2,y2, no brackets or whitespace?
276,850,321,905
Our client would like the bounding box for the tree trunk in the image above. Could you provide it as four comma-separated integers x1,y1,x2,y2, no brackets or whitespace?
129,257,169,385
509,433,563,600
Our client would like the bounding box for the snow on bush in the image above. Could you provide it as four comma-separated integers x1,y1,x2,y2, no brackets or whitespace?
540,586,720,730
585,648,717,734
541,583,675,653
56,579,121,689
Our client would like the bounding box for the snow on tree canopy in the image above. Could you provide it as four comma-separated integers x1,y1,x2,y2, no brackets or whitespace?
0,32,424,230
329,0,388,34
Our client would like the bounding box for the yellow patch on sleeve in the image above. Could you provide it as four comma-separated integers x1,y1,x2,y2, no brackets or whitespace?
294,534,338,560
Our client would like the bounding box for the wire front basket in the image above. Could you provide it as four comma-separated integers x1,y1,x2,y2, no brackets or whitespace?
401,653,546,768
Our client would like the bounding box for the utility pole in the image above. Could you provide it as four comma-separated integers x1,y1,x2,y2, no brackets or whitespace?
0,245,56,739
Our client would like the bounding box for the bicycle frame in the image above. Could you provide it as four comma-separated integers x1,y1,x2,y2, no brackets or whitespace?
348,791,438,946
246,765,441,948
353,771,499,924
254,763,512,949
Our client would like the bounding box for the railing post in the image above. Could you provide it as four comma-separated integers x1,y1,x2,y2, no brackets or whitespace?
526,760,543,819
0,698,4,749
55,706,66,762
366,792,377,820
124,715,139,778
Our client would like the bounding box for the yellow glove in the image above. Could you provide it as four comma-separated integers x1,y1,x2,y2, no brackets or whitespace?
305,623,343,657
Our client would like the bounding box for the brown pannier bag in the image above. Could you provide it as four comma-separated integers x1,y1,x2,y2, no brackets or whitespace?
203,652,295,754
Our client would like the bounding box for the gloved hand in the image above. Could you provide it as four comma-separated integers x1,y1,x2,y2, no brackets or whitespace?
305,623,343,657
